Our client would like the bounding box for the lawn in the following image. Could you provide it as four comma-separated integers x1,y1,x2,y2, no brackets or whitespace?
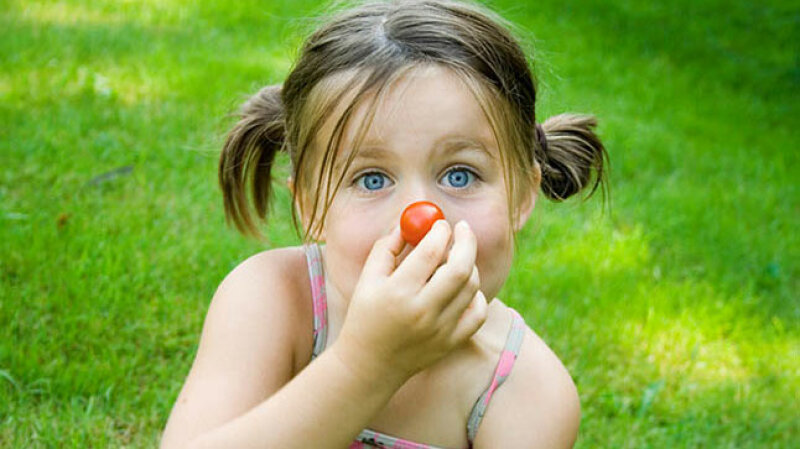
1,0,797,447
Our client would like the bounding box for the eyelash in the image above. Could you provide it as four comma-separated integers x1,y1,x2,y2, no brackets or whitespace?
351,165,481,194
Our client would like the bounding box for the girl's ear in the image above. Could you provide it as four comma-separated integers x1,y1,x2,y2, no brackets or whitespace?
513,189,537,232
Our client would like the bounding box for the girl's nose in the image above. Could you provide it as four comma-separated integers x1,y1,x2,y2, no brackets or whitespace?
399,173,438,202
393,200,454,268
394,220,453,269
398,184,445,218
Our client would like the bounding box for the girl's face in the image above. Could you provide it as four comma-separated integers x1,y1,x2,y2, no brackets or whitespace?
312,65,535,305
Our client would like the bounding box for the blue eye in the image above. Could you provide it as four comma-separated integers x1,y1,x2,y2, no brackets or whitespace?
443,167,476,189
356,172,390,191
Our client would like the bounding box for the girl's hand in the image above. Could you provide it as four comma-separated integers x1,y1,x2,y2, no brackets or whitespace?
332,220,489,381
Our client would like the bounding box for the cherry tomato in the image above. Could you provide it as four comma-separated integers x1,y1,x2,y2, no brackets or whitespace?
400,201,445,246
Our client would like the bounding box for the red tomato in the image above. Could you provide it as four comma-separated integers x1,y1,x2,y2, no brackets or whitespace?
400,201,445,246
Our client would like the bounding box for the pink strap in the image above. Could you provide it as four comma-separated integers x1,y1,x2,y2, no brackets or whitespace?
465,309,526,443
304,243,328,360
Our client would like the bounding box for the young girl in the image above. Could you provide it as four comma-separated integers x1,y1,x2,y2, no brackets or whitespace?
161,1,608,448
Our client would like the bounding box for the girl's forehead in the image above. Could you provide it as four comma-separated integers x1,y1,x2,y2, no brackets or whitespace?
311,64,502,161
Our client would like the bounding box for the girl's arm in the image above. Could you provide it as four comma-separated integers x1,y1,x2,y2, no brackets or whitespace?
159,249,409,449
161,221,487,448
189,342,408,449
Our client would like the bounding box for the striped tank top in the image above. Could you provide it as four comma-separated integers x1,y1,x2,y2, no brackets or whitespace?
303,243,526,449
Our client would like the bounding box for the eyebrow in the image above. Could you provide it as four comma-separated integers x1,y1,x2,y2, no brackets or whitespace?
351,137,497,162
441,138,497,161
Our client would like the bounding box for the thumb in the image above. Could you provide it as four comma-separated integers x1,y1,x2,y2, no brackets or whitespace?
360,225,405,279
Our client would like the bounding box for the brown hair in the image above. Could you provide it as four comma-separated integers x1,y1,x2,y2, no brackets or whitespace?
219,0,609,241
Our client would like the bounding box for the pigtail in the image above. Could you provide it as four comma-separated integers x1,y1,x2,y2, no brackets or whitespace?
538,113,609,202
219,85,286,239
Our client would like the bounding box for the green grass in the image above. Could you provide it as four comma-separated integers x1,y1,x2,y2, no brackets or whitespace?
1,0,797,446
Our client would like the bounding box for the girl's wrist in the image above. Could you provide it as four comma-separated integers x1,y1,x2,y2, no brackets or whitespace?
329,338,411,391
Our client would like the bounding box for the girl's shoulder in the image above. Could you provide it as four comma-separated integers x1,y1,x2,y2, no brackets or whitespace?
465,300,581,447
159,247,312,446
220,246,310,313
215,246,313,374
230,245,310,297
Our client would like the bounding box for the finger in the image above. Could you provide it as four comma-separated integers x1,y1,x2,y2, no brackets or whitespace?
360,225,406,279
438,265,480,323
450,290,489,345
419,220,477,311
392,219,451,288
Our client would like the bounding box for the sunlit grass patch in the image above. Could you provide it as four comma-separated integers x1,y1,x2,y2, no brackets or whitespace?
10,0,193,27
4,64,168,107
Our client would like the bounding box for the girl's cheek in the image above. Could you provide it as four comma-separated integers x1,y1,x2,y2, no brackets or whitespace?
322,199,396,297
330,213,383,256
448,198,514,297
